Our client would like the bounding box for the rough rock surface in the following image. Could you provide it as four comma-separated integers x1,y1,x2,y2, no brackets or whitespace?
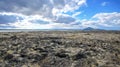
0,31,120,67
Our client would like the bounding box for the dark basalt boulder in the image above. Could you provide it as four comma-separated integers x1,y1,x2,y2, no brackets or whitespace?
55,52,69,59
27,53,48,63
33,47,48,53
72,52,86,60
10,35,18,40
51,40,62,45
4,54,14,60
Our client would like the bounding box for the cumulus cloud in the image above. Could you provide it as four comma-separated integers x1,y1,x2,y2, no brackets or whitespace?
72,12,82,17
0,0,87,29
0,12,53,29
55,14,75,23
80,12,120,28
0,12,120,29
0,12,80,29
0,0,119,30
101,2,108,6
0,0,86,16
92,12,120,26
7,20,81,29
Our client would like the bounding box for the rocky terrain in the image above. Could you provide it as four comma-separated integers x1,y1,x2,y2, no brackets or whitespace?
0,31,120,67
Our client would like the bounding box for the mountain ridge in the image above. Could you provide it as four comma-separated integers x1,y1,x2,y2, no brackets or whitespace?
83,27,104,31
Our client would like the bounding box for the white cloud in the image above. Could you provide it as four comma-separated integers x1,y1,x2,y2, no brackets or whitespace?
8,21,52,29
1,0,119,30
0,12,80,29
0,12,53,24
8,21,81,29
0,0,87,29
1,12,120,29
92,12,120,25
80,12,120,28
101,2,108,6
0,0,86,18
0,12,52,29
80,19,98,28
72,12,82,17
0,12,26,18
56,0,86,13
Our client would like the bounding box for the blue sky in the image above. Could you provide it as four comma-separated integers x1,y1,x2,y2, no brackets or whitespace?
0,0,120,30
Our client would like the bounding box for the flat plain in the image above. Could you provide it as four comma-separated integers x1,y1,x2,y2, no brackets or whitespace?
0,31,120,67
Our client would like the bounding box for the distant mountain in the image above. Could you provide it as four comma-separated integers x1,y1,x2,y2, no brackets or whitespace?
83,27,104,31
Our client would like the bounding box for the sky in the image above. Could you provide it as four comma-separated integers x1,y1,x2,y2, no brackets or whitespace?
0,0,120,30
